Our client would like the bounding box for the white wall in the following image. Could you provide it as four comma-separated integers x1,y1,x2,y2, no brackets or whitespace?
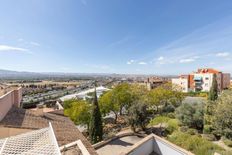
127,137,191,155
194,73,215,92
128,139,153,155
153,138,188,155
172,78,188,93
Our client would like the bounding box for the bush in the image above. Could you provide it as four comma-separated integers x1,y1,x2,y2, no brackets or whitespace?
199,92,208,98
186,129,198,135
166,119,179,134
162,104,175,113
176,102,204,130
168,131,224,155
166,112,175,118
223,138,232,147
179,126,189,132
203,125,213,134
149,116,171,126
128,102,149,131
202,134,217,141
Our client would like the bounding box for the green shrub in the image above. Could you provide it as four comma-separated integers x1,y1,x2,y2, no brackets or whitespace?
199,92,208,98
203,125,213,134
202,134,217,141
223,138,232,147
162,104,175,113
179,126,189,132
186,128,198,135
149,116,171,126
168,131,224,155
176,102,204,131
166,112,175,118
166,119,179,134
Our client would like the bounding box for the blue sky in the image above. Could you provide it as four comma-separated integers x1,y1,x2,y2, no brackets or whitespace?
1,0,232,75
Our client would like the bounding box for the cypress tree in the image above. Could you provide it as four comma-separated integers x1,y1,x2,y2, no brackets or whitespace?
208,74,218,101
89,86,103,144
204,74,218,133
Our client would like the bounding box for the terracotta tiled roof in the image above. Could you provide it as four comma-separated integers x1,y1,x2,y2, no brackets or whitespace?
48,109,65,116
0,106,98,155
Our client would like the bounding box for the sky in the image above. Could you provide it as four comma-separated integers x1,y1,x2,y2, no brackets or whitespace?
1,0,232,75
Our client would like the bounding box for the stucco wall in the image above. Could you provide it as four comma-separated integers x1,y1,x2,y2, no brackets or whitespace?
128,138,153,155
0,87,22,121
172,78,189,92
154,137,189,155
124,134,193,155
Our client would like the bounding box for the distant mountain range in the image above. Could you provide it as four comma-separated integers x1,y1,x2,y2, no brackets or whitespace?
0,69,115,79
0,69,176,80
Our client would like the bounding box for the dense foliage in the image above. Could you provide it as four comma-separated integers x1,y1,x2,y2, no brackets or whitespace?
176,102,204,130
212,90,232,139
64,99,91,128
208,74,218,101
99,83,148,123
147,83,184,113
127,101,149,131
99,90,120,123
89,89,103,143
168,131,229,155
63,81,232,154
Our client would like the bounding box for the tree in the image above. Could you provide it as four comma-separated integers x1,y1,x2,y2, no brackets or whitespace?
208,74,218,101
127,101,149,132
176,102,204,130
203,100,216,133
147,83,184,114
63,99,91,129
204,74,218,133
113,83,133,115
212,90,232,139
89,88,103,144
99,90,120,123
99,84,147,123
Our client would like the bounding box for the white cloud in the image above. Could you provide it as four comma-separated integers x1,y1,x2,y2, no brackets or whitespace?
158,56,164,61
0,45,28,52
179,58,195,63
216,52,230,57
138,61,147,65
30,42,40,46
127,59,135,65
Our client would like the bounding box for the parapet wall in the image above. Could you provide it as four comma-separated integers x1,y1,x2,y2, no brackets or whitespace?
0,87,22,121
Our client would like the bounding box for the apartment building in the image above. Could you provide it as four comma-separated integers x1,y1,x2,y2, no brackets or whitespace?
172,75,190,92
172,68,231,92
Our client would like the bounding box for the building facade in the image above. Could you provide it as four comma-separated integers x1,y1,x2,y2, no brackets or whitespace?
172,68,231,92
144,77,169,90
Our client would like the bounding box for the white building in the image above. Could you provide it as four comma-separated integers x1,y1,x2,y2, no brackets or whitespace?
172,77,189,93
60,86,110,101
172,68,231,93
193,73,213,92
